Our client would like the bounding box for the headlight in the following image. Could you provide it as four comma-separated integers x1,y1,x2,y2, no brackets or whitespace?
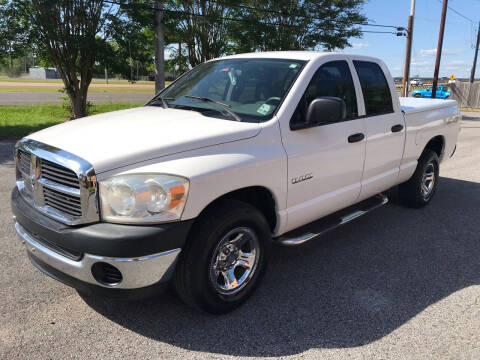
99,174,189,224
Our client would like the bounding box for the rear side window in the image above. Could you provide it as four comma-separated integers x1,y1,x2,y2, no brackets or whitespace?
290,60,358,126
353,61,393,116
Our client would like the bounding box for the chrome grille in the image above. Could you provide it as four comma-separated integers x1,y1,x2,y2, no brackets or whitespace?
18,150,30,175
40,158,80,189
43,187,82,217
17,149,34,199
15,139,99,225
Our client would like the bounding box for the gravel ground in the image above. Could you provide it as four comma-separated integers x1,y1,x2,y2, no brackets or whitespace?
0,113,479,359
0,91,153,105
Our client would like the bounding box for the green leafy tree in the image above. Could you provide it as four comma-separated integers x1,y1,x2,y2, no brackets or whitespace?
166,0,237,67
12,0,117,118
229,0,366,52
0,0,35,68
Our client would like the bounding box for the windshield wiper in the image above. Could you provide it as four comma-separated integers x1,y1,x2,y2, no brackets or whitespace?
149,96,175,109
185,95,242,122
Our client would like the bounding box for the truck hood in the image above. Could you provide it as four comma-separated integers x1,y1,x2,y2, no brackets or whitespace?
27,106,261,173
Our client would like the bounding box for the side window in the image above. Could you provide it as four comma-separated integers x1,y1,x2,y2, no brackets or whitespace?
353,61,393,116
290,61,358,126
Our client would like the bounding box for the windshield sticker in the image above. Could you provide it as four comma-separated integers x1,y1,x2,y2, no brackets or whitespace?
289,63,298,69
257,103,272,115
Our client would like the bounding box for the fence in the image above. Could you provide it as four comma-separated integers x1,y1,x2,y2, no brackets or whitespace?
449,82,480,109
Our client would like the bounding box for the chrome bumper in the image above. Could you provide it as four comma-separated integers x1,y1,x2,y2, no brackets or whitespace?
14,221,181,289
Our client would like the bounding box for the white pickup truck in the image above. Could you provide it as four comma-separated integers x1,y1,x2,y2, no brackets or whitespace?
12,52,461,314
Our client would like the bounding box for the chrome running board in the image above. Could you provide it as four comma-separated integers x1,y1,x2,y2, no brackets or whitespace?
276,194,389,246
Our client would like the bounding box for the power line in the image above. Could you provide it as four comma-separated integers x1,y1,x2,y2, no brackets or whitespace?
206,0,404,30
437,0,473,23
103,0,405,36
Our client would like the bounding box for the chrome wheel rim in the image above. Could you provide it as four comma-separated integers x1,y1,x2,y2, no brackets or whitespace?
421,162,436,200
209,227,260,296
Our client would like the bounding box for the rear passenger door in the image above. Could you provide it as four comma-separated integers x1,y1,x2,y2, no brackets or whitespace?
352,60,406,201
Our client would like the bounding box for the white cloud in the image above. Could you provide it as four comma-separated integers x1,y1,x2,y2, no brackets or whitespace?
445,60,468,66
411,60,431,66
351,42,371,49
420,49,437,56
419,48,464,56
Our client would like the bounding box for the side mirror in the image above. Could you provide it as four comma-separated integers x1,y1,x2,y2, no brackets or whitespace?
306,97,347,126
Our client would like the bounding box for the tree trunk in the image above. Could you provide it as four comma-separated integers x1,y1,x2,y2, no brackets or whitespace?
154,0,165,94
68,87,88,119
178,42,182,74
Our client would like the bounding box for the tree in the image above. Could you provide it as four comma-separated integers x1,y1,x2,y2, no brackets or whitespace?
0,0,34,68
229,0,367,53
164,0,366,68
19,0,114,118
166,0,236,67
154,0,165,93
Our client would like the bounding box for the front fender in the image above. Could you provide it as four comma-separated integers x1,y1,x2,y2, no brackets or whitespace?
96,121,289,234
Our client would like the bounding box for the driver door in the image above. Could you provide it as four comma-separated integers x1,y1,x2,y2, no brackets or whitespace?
280,60,367,232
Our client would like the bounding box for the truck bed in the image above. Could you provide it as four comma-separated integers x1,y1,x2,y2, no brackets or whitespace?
399,97,458,114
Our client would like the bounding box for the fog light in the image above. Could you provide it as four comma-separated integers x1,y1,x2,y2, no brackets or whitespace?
91,262,123,286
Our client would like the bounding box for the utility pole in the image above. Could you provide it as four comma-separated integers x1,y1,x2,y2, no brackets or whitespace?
470,22,480,83
154,0,165,94
104,66,108,85
402,0,416,97
431,0,448,99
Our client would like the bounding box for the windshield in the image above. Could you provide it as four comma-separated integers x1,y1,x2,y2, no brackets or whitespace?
148,58,306,122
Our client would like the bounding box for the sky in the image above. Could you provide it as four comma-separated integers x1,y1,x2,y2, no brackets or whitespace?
343,0,480,78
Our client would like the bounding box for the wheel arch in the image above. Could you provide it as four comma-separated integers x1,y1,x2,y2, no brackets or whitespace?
194,186,278,233
424,135,445,160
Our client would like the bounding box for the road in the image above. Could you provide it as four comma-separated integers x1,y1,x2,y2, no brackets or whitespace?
0,91,153,105
1,114,479,359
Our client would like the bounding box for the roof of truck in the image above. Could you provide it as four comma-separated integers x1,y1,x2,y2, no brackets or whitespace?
216,51,340,61
213,51,382,64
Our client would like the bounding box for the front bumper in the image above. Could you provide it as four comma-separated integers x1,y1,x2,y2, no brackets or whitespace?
14,221,181,289
11,187,194,295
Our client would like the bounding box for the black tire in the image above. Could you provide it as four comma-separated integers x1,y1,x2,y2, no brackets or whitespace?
399,149,439,208
174,199,271,314
414,94,422,98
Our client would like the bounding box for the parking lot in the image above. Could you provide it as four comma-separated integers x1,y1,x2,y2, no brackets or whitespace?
0,113,479,359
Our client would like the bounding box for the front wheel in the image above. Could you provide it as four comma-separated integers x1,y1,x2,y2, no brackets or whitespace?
399,149,439,208
174,200,271,314
413,94,422,98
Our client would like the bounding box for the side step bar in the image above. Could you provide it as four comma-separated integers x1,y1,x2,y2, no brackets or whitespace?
276,194,389,246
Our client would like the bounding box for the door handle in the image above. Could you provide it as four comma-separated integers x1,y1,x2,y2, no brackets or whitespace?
348,133,365,143
391,124,404,133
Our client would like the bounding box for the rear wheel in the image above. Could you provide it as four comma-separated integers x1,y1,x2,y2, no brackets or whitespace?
399,149,439,208
174,200,271,314
414,94,422,98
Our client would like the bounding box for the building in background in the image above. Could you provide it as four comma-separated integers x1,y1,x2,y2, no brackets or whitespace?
29,67,61,80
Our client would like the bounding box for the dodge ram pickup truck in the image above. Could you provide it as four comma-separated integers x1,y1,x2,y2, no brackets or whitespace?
11,52,461,314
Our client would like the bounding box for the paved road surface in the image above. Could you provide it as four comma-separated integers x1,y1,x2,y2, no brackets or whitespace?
0,113,479,359
0,91,153,105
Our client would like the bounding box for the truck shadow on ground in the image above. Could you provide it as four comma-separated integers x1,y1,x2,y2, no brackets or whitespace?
82,176,480,357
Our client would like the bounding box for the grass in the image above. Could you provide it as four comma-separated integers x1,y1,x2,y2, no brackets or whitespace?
460,107,480,112
0,77,156,85
0,103,142,138
0,86,154,93
0,77,172,86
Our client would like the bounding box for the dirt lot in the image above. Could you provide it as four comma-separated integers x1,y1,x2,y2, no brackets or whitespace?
0,113,479,359
0,81,155,90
